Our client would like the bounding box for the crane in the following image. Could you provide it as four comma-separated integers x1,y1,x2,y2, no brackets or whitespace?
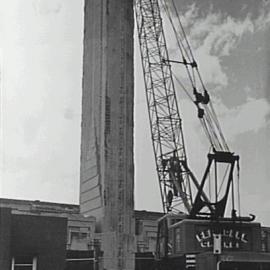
135,1,270,269
135,0,243,219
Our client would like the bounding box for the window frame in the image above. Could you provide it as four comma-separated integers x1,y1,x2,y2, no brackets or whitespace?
11,257,37,270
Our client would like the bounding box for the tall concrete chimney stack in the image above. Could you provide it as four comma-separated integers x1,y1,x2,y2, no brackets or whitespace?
80,1,134,269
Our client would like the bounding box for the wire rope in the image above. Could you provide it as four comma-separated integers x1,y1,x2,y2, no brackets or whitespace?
159,0,229,152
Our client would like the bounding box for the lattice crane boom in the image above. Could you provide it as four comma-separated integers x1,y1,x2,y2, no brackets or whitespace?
135,0,196,214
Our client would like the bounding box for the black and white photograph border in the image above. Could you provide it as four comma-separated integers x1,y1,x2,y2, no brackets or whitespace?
0,1,269,270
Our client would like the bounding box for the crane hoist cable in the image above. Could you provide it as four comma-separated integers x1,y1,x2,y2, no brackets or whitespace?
173,71,227,152
159,0,230,153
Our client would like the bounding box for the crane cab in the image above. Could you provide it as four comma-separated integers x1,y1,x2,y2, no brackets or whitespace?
156,214,270,270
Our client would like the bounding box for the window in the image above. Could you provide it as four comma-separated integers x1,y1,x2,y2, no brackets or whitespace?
220,261,270,270
68,230,91,250
67,227,91,245
11,257,37,270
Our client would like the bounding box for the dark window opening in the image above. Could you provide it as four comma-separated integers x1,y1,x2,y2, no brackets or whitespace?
12,256,37,270
220,261,270,270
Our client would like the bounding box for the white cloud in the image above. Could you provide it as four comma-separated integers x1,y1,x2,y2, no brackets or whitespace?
255,4,270,30
217,97,270,140
180,3,199,29
163,4,270,89
195,46,228,86
0,1,84,202
33,0,62,15
186,12,254,87
171,4,270,90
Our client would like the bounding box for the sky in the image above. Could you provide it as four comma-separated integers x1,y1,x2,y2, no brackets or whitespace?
0,1,270,224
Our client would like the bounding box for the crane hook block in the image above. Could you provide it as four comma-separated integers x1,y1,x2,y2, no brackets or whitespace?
202,90,210,104
195,91,210,105
198,107,204,118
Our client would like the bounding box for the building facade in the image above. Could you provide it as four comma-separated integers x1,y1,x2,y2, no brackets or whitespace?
0,198,96,252
2,198,270,270
0,207,67,270
0,198,162,255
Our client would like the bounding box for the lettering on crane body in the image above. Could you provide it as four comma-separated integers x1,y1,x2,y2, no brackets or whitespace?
195,228,248,249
